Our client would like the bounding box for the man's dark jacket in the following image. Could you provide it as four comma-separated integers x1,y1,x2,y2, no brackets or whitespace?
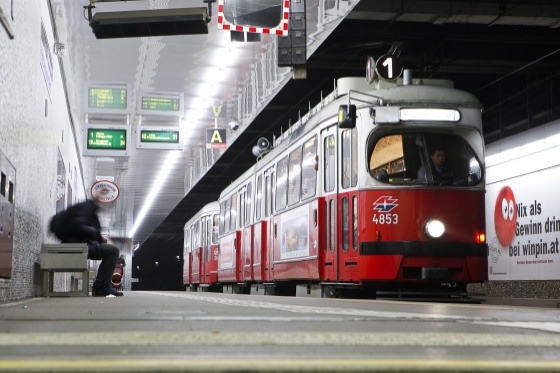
50,200,103,245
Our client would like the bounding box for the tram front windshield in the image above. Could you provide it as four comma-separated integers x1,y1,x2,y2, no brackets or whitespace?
369,133,482,186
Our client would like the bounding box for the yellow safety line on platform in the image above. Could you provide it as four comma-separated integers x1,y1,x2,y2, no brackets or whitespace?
2,331,560,347
1,359,560,371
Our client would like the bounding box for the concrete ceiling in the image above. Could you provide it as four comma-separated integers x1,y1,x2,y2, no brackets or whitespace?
52,0,560,274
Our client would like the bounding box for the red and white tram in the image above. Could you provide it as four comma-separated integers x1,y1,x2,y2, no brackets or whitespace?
183,202,220,291
190,69,488,297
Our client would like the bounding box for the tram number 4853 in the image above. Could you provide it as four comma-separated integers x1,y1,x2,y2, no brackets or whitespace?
372,214,399,224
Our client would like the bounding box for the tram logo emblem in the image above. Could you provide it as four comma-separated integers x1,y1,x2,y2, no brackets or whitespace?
373,196,398,212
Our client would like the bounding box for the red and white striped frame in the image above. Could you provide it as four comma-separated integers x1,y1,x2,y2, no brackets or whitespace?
217,0,290,36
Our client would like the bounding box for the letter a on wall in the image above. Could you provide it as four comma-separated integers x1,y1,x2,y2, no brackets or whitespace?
206,128,227,149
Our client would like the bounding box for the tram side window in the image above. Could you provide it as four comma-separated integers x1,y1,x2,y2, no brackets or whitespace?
230,193,238,232
193,221,200,248
206,219,212,262
342,129,358,189
202,219,207,248
351,129,358,186
185,229,190,254
212,214,219,244
264,175,270,217
246,182,252,226
256,175,262,220
191,226,196,250
368,133,483,186
271,171,276,213
276,156,288,210
302,136,317,200
324,136,335,193
239,190,246,228
223,198,230,233
219,201,226,235
288,148,302,206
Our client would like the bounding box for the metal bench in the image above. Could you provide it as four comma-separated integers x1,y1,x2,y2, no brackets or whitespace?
41,243,89,297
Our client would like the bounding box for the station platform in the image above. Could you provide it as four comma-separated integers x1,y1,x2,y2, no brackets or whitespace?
1,291,560,373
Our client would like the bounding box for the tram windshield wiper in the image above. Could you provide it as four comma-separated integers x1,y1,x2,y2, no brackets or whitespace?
439,172,473,186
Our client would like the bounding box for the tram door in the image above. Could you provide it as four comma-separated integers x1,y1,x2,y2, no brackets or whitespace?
338,128,359,282
321,127,338,281
191,222,201,283
239,186,253,282
265,169,275,281
183,229,191,285
202,215,213,284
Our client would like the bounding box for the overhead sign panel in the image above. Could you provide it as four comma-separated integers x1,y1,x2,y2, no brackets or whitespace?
142,97,179,111
206,128,227,149
89,8,209,39
137,92,184,117
136,126,183,150
88,129,127,150
217,0,290,36
141,130,179,143
209,101,227,118
84,83,131,114
83,124,131,157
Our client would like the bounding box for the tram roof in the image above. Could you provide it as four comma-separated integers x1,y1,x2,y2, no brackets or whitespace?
183,201,220,229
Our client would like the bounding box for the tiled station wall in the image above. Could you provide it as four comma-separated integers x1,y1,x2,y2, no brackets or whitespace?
0,1,86,301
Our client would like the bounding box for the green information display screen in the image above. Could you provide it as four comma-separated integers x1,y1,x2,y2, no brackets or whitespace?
140,130,180,144
88,88,127,109
141,96,180,111
87,129,127,150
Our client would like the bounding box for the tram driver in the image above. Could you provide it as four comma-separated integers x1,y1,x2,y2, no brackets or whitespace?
416,146,454,184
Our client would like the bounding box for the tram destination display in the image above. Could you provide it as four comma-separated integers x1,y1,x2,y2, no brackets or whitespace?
87,129,127,150
84,83,131,114
141,97,180,112
83,125,131,157
140,130,179,143
89,88,127,110
136,126,183,150
137,92,184,116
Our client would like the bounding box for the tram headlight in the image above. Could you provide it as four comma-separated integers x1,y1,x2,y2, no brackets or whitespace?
424,219,445,239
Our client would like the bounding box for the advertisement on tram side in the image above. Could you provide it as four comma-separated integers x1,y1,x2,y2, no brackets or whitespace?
219,234,235,269
487,166,560,280
280,205,309,260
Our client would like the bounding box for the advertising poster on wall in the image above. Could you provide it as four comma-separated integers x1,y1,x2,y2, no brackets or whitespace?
280,205,309,260
219,234,235,269
487,166,560,280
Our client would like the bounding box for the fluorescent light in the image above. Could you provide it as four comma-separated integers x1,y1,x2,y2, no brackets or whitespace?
129,152,183,238
400,108,460,122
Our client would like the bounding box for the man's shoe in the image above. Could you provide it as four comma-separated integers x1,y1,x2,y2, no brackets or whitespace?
92,285,123,297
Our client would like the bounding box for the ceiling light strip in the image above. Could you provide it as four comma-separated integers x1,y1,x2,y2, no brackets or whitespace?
129,152,183,239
